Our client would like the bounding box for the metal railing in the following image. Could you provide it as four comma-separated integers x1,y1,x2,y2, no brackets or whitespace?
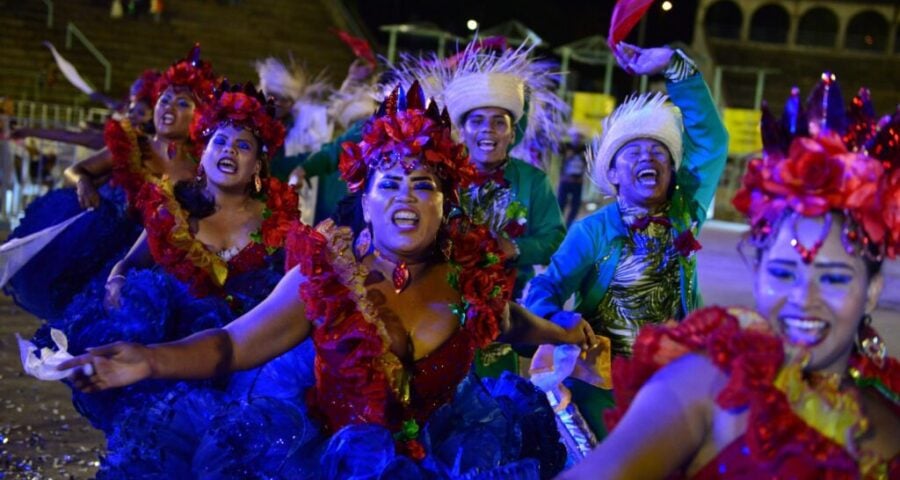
40,0,53,28
13,100,109,129
65,22,111,91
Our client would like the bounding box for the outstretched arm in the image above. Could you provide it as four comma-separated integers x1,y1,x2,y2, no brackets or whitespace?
60,265,312,391
13,127,106,150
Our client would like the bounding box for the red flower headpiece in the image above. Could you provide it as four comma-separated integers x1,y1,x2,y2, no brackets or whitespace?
154,43,219,106
190,81,285,159
129,69,161,106
338,81,475,198
733,74,900,260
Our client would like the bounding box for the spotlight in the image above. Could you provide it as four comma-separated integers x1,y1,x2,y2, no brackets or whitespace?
661,1,673,11
467,19,478,31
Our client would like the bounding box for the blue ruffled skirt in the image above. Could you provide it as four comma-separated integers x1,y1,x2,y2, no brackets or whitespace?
4,184,142,321
177,370,562,479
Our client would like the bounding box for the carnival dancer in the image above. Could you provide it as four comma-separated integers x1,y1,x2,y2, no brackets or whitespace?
525,42,729,438
22,81,303,476
2,46,218,321
559,75,900,479
56,83,597,479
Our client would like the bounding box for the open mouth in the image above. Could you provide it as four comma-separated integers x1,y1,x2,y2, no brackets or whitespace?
216,158,238,174
392,209,419,229
779,316,830,347
636,168,658,186
477,139,498,152
161,112,176,126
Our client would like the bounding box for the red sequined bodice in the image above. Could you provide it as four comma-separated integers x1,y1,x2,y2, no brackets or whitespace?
309,314,476,434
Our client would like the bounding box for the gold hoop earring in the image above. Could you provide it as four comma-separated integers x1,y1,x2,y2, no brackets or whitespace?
253,174,262,194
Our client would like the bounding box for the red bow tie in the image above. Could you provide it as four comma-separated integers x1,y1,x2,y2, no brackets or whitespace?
472,168,507,187
629,216,672,232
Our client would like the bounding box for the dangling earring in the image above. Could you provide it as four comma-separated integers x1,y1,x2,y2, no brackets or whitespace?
855,314,886,368
196,165,207,186
355,224,372,259
253,174,263,194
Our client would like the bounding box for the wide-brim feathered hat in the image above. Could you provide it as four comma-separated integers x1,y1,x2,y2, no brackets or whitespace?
339,81,474,201
586,92,683,197
155,43,219,106
732,72,900,261
190,81,285,160
391,37,569,168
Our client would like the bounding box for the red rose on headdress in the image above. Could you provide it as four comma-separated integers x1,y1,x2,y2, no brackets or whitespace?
766,135,846,216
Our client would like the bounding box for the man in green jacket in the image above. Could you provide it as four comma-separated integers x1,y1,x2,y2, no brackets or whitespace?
525,43,729,438
441,40,568,376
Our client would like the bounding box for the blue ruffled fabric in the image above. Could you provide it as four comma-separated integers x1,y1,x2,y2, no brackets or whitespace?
191,371,565,479
4,184,142,321
32,252,285,435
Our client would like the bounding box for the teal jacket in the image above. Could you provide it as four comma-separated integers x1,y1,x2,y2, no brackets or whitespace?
525,74,728,321
301,120,364,223
503,158,566,295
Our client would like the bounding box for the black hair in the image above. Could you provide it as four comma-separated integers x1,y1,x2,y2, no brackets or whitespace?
174,177,216,219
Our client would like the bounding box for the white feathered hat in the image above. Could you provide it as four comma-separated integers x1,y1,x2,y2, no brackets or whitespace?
391,38,568,168
587,92,683,196
255,57,306,100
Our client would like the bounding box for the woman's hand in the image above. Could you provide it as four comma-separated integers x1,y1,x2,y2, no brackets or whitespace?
59,342,154,393
75,177,100,209
103,275,126,311
562,318,598,352
551,311,597,351
613,42,674,77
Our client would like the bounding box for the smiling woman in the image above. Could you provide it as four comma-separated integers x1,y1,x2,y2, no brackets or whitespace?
17,81,305,476
559,77,900,479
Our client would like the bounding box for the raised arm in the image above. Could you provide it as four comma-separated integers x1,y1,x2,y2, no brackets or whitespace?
60,265,312,392
64,147,114,209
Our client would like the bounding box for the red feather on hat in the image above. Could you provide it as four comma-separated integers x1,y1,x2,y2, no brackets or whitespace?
331,28,376,68
608,0,656,48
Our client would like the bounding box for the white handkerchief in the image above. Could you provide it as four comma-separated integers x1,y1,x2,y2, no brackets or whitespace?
17,328,84,380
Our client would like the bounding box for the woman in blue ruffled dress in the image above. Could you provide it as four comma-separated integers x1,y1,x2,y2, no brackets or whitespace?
27,83,313,479
59,84,597,479
3,46,217,321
